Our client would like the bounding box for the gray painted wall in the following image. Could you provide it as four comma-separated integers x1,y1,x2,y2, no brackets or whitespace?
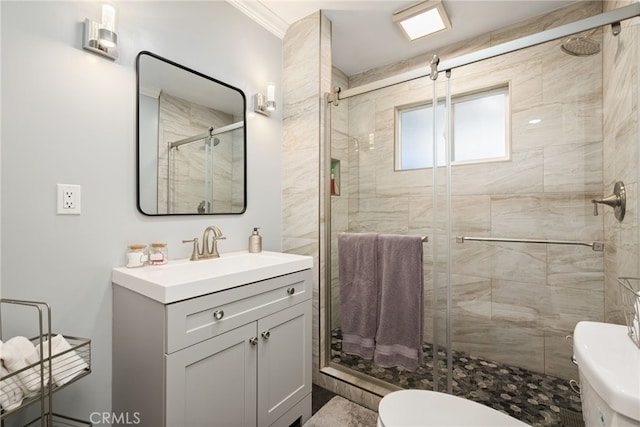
1,1,282,423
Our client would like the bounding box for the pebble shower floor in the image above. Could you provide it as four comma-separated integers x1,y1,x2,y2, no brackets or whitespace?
331,329,584,427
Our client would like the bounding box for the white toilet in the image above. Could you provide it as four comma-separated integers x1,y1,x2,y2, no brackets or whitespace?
573,321,640,427
377,389,529,427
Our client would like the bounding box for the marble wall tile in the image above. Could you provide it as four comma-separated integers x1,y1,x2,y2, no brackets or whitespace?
491,193,602,241
348,98,376,136
491,243,547,285
452,274,493,319
451,150,544,196
492,279,547,326
512,103,563,152
451,195,492,234
543,140,603,193
614,115,639,186
348,196,410,234
452,317,545,373
601,2,639,323
541,285,604,333
451,242,495,279
544,332,578,381
490,2,602,46
547,245,604,292
407,196,432,237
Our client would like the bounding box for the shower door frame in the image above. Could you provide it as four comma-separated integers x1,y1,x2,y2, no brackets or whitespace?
319,2,640,397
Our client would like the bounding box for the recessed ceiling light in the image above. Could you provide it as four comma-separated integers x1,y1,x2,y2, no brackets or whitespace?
393,0,451,42
528,119,542,124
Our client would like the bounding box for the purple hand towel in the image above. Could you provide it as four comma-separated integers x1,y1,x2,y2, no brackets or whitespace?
374,234,424,371
338,232,379,359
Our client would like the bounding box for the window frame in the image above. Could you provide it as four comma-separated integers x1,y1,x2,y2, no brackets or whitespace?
394,83,511,171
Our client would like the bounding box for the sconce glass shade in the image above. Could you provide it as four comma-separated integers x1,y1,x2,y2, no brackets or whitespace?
265,100,276,111
101,4,116,32
82,3,118,60
266,83,276,111
253,83,276,116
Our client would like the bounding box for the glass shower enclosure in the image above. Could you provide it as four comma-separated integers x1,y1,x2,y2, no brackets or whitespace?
322,4,640,426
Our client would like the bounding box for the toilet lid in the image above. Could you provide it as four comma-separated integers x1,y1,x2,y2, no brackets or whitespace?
378,390,530,427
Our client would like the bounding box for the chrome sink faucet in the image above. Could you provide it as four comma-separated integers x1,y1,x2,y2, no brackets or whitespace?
183,226,226,261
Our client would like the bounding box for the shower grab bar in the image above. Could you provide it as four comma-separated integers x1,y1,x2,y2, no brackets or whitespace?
455,236,604,252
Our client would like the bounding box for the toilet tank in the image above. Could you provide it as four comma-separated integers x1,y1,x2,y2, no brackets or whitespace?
573,321,640,427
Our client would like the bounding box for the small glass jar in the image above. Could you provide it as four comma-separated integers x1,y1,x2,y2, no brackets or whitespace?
126,244,148,268
148,243,168,265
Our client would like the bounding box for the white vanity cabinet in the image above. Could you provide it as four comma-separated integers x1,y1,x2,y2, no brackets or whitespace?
112,266,312,427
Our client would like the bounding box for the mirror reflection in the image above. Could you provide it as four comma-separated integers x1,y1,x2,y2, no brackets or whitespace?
136,51,246,215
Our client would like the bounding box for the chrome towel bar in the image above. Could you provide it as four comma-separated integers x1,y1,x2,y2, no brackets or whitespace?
456,236,604,252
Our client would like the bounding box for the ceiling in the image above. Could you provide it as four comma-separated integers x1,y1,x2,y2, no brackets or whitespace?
247,0,578,76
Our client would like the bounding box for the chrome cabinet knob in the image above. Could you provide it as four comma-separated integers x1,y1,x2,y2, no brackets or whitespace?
249,337,258,346
213,310,224,320
261,331,271,340
286,287,295,296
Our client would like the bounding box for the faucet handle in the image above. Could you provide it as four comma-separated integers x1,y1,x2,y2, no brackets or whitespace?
182,238,200,261
591,199,599,216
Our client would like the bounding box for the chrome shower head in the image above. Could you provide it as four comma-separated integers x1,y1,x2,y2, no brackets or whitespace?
561,33,600,56
204,137,221,147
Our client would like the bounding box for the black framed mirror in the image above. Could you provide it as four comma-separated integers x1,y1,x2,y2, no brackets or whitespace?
136,51,246,215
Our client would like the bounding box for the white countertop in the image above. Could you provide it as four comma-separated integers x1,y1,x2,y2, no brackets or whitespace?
112,250,313,304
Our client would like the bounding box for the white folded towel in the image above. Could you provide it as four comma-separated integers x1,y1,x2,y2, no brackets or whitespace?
38,335,88,386
25,345,50,388
0,365,24,411
1,336,41,393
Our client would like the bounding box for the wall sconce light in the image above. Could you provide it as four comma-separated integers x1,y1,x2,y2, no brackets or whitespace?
253,83,276,116
83,3,119,60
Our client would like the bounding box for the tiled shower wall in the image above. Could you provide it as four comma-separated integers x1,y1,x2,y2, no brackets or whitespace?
282,10,383,410
157,93,241,213
603,0,640,325
283,0,640,411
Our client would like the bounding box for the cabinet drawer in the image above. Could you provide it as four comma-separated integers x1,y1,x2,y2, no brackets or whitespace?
166,270,311,354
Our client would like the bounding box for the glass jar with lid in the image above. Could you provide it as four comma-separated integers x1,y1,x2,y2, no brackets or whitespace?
149,243,168,265
126,244,148,268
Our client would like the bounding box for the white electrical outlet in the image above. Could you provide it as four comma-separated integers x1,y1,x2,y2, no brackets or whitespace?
57,184,81,214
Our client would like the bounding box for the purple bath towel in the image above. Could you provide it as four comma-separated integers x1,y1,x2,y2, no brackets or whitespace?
338,232,379,359
374,234,424,371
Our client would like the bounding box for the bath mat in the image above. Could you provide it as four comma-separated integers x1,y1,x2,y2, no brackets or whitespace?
303,396,378,427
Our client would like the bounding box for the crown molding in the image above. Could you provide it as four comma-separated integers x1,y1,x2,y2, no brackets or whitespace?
227,0,289,39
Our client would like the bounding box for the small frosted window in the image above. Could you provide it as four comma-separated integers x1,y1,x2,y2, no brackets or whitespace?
453,90,507,163
396,85,509,170
397,103,445,169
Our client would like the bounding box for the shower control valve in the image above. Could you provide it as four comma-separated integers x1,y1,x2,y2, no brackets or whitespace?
591,181,626,222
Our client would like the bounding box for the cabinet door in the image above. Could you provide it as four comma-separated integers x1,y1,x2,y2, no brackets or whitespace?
166,322,257,427
257,302,312,427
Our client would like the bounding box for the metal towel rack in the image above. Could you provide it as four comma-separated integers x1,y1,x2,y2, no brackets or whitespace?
456,236,604,252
